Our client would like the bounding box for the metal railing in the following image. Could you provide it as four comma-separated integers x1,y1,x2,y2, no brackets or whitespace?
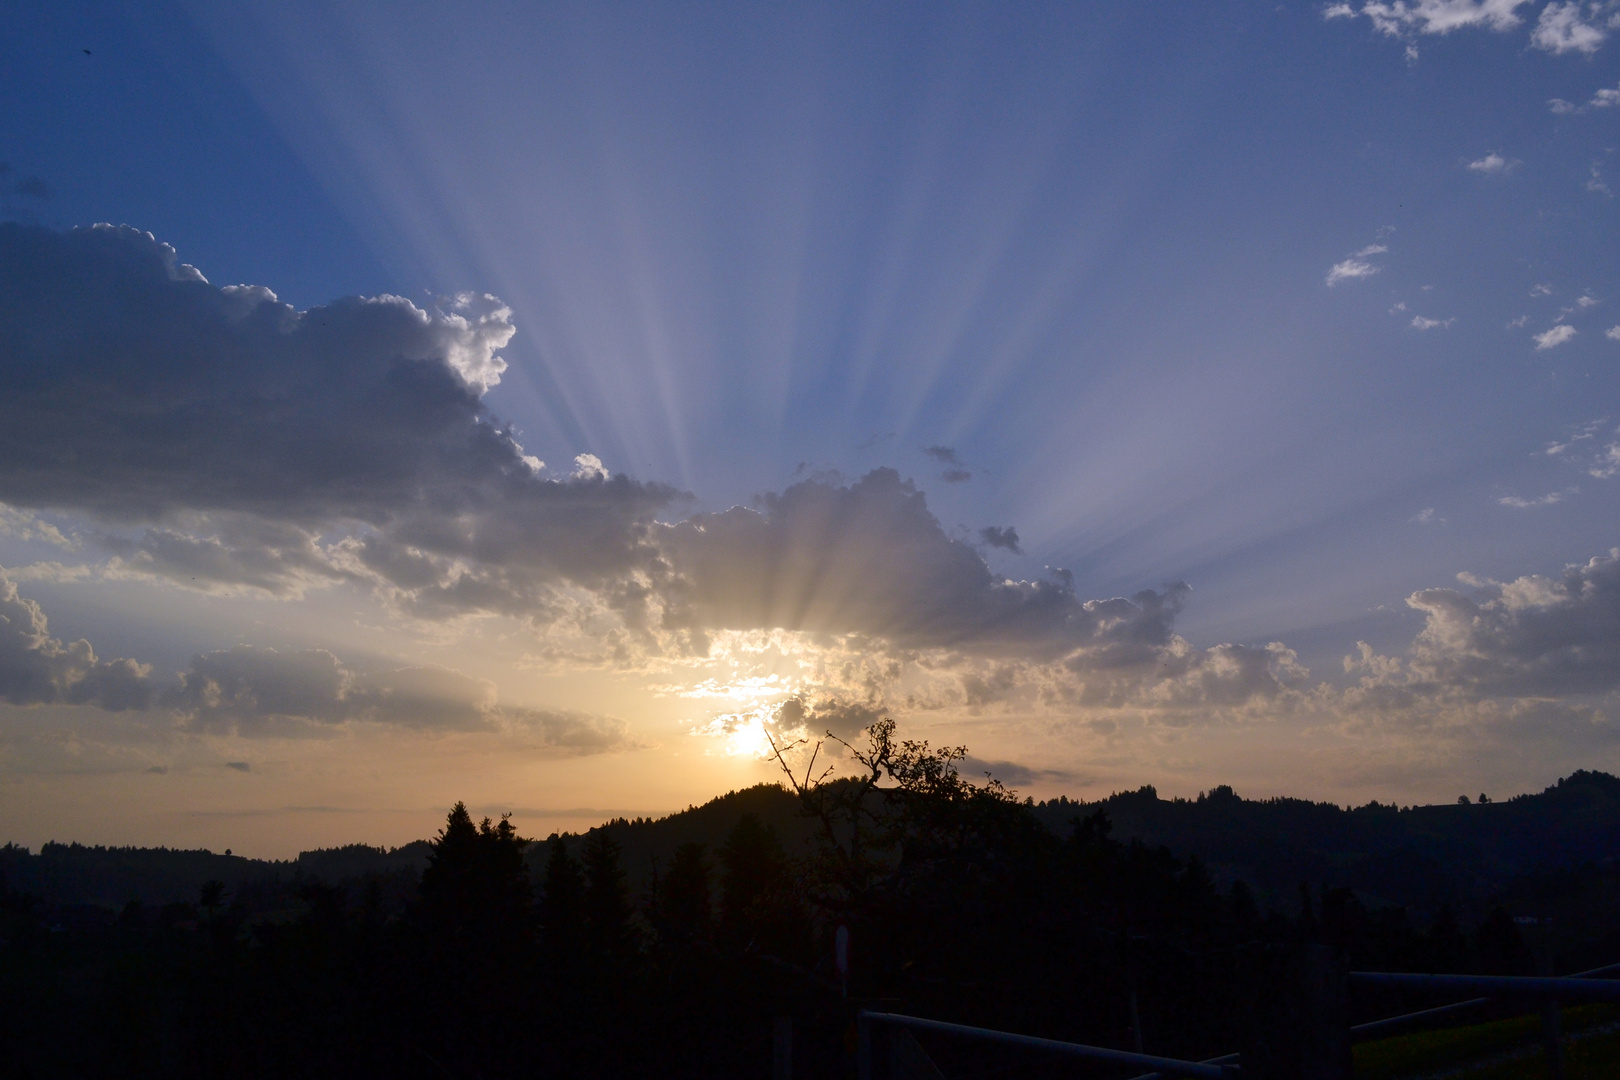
851,960,1620,1080
857,1010,1240,1079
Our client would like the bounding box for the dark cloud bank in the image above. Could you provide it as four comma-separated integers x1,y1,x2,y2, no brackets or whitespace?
2,223,1617,736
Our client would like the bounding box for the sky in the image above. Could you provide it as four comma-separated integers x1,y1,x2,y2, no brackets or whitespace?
2,1,1619,856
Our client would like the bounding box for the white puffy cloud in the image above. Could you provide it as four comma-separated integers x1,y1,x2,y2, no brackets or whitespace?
1607,325,1620,340
1467,152,1509,173
1403,550,1620,696
1535,324,1578,349
1327,258,1381,286
1329,0,1531,39
1411,315,1455,330
1532,2,1608,53
1590,443,1620,479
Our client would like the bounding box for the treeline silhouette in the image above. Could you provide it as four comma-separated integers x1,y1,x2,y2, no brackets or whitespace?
3,722,1619,1078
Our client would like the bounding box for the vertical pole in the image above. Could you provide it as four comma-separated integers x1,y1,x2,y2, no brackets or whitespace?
1534,947,1567,1080
773,1016,793,1080
1127,986,1145,1056
857,1014,874,1080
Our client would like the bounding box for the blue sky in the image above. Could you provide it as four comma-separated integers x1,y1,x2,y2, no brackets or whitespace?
2,1,1619,854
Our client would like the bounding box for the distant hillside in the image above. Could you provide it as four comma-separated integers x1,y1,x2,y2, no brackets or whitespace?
0,839,432,912
7,771,1620,922
1030,770,1620,918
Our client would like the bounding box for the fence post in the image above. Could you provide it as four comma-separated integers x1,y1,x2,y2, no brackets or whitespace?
857,1013,874,1080
1534,947,1567,1080
773,1016,793,1080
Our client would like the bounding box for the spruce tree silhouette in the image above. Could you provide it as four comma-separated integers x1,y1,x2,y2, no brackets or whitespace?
719,813,791,952
583,831,636,965
417,803,535,1075
657,841,712,947
420,802,532,943
540,834,586,966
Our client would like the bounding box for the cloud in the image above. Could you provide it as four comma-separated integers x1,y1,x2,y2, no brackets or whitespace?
922,446,962,466
572,453,609,481
0,569,154,710
1607,326,1620,340
1498,489,1572,508
979,526,1022,553
167,644,637,750
1551,97,1578,113
0,223,680,620
1594,85,1620,107
1410,315,1454,330
1532,283,1554,296
1467,152,1511,173
1402,549,1620,696
942,469,972,483
656,469,1205,664
1328,1,1532,40
225,761,251,772
1326,258,1380,286
0,566,638,751
1410,507,1446,524
1532,2,1608,53
0,504,74,548
1535,324,1579,349
1590,443,1620,480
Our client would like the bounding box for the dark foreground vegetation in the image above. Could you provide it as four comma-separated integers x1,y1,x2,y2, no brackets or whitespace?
5,723,1620,1079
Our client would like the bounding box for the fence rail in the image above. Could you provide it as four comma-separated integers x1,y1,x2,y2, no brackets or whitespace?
847,960,1620,1080
1348,971,1620,1003
857,1010,1239,1079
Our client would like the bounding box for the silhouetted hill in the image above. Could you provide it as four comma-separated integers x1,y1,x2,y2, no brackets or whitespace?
528,782,810,895
0,839,432,912
1031,770,1620,918
8,771,1620,923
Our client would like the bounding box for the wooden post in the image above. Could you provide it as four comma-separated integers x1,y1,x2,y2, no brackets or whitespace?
1535,947,1567,1080
773,1016,793,1080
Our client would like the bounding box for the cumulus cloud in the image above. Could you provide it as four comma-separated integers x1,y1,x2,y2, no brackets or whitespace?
1532,1,1608,53
1326,258,1381,286
0,223,679,621
1607,326,1620,340
1327,0,1532,42
0,569,153,709
1535,324,1579,349
1467,152,1510,173
1403,550,1620,696
1594,85,1620,107
1410,315,1454,330
657,469,1188,657
1590,443,1620,479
